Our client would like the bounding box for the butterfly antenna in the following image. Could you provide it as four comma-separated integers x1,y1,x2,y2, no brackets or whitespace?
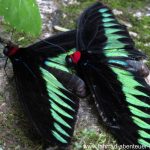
0,37,9,45
25,31,70,55
10,28,15,41
38,38,67,54
4,57,9,78
0,54,6,59
4,57,8,70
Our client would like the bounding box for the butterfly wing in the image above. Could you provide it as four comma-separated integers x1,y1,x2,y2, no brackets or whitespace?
77,2,150,147
27,30,76,52
10,31,85,146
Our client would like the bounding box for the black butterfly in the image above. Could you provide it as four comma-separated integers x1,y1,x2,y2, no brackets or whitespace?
69,2,150,149
3,30,86,147
3,1,150,149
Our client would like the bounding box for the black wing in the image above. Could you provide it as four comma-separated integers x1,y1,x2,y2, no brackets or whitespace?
10,31,86,146
77,2,150,148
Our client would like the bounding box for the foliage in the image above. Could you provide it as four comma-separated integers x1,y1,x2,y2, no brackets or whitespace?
0,0,42,36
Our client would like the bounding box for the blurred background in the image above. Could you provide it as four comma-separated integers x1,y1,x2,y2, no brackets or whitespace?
0,0,150,149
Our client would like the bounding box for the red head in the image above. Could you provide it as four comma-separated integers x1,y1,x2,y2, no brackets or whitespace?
3,45,19,57
66,51,81,66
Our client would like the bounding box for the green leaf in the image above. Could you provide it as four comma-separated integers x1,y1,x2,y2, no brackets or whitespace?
0,0,42,36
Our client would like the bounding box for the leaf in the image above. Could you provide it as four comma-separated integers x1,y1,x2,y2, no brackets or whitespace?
0,0,42,36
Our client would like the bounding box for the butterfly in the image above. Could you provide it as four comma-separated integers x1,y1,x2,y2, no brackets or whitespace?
3,30,86,147
67,2,150,148
3,1,150,149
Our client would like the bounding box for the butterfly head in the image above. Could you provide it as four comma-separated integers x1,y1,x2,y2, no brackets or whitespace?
3,45,19,57
66,51,81,66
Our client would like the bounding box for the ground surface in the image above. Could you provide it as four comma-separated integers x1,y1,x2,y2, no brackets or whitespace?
0,0,150,150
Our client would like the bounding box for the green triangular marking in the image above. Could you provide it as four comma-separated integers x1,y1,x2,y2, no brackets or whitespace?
102,13,112,17
111,67,132,76
123,87,148,97
51,101,73,119
132,116,150,129
52,130,67,143
51,109,71,128
45,61,69,73
107,35,127,41
139,130,150,139
103,23,118,27
54,123,70,137
126,94,150,108
116,73,142,88
138,138,150,148
104,42,127,49
98,8,108,13
105,49,128,57
129,105,150,118
48,91,74,111
47,85,73,103
105,28,122,34
40,67,67,91
102,18,115,23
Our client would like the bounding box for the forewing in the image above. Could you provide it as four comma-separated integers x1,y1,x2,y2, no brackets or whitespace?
77,2,146,59
27,30,76,52
12,32,80,146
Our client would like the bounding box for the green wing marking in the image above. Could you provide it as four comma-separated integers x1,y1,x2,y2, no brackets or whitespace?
111,66,150,147
104,49,129,57
45,49,75,73
98,8,109,13
96,6,144,59
40,49,78,144
52,130,68,144
49,48,76,65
